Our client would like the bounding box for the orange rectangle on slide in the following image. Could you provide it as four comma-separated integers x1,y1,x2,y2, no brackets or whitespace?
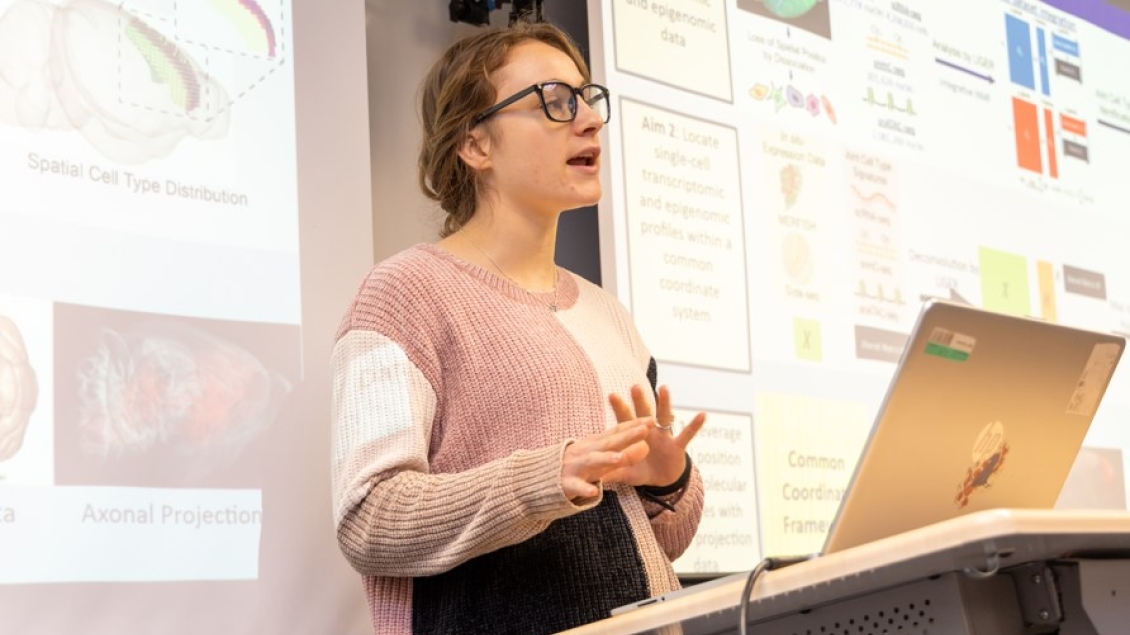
1013,98,1042,174
1037,260,1057,323
1044,108,1058,179
1061,113,1088,136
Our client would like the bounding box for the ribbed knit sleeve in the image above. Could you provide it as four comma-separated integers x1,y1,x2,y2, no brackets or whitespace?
338,439,598,576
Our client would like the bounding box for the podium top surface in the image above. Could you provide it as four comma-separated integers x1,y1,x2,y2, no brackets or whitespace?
557,509,1130,635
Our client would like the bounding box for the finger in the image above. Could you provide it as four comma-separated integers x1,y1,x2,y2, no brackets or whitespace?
601,440,651,483
601,419,651,451
562,477,600,500
608,392,635,423
674,412,707,448
653,385,677,432
655,385,672,421
630,384,653,418
570,444,647,484
573,420,648,458
562,446,620,484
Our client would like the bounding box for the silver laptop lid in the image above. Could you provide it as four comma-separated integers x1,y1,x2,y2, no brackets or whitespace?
822,299,1124,554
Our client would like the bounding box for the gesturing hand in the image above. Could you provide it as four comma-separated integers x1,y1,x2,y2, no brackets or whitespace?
608,384,706,488
560,419,652,501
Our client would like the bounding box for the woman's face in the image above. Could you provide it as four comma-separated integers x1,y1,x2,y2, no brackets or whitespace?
471,40,604,219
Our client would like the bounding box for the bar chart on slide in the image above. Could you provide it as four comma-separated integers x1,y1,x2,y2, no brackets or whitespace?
1005,11,1088,181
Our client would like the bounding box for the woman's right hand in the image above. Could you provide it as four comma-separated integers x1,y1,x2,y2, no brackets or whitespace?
560,419,652,500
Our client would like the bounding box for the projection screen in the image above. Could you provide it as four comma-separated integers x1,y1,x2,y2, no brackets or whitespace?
588,0,1130,576
0,0,373,632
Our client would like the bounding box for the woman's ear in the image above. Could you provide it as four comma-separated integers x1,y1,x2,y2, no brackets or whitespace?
457,127,492,172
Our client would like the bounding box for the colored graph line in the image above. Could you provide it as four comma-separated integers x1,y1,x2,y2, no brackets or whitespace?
1098,119,1130,136
854,281,907,304
856,244,899,260
850,184,897,209
866,36,909,60
934,57,995,83
862,86,915,115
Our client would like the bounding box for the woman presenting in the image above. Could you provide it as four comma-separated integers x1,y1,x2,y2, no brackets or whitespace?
331,20,707,635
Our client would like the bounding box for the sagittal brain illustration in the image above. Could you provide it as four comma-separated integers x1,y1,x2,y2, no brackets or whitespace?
0,0,231,163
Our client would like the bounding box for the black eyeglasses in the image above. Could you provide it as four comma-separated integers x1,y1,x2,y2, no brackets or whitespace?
473,82,611,125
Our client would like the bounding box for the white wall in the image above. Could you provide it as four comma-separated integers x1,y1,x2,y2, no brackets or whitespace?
364,1,504,261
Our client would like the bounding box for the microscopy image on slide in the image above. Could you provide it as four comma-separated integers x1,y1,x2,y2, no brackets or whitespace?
0,0,287,163
53,303,298,487
737,0,832,39
0,314,38,462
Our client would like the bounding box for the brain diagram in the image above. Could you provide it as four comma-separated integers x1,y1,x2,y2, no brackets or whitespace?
76,322,291,477
0,0,284,163
0,316,38,462
762,0,821,19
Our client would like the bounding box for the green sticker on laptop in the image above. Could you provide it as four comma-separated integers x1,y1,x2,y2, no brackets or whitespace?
925,327,976,361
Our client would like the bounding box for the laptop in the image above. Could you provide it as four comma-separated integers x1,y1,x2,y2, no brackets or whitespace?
612,298,1125,614
822,297,1123,552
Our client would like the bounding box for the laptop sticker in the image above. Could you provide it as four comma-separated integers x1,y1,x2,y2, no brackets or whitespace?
1066,342,1121,417
925,327,976,362
955,421,1008,508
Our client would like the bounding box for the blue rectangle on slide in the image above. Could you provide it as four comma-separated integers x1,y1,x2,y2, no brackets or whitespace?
1037,27,1050,96
1053,33,1080,57
1006,14,1036,90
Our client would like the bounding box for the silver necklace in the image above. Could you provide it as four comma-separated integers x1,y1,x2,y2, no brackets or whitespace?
464,234,560,312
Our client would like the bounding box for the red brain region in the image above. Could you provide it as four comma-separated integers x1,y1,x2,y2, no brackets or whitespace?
76,323,287,468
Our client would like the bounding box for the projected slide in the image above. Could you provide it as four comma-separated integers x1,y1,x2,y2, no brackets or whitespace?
676,408,759,574
593,0,1130,574
753,393,871,557
0,0,296,584
612,0,731,100
0,0,298,323
620,98,750,371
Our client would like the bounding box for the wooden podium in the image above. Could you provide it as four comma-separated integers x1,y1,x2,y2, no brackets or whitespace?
556,510,1130,635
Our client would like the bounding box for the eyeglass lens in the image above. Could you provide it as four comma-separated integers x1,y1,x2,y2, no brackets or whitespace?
543,83,609,123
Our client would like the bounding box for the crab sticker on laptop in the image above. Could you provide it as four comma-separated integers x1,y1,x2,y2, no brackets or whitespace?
955,420,1009,508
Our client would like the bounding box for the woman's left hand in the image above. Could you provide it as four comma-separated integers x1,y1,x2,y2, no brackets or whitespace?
606,384,705,487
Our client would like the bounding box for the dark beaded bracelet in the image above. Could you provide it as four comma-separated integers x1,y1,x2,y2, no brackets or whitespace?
640,452,693,497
